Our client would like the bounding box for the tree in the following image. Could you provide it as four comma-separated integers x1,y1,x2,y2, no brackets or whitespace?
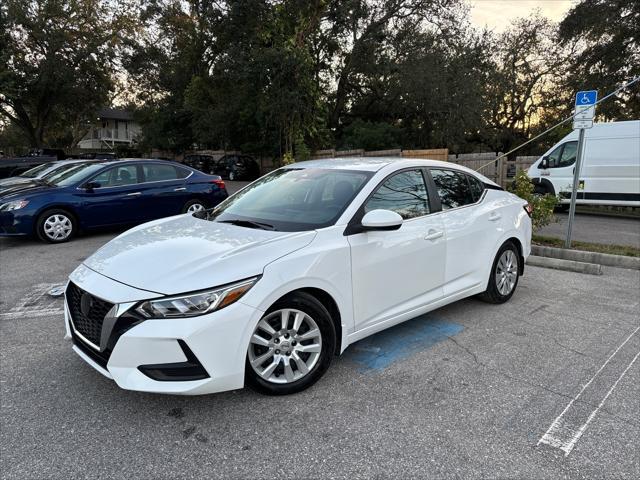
484,15,571,154
0,0,134,148
559,0,640,119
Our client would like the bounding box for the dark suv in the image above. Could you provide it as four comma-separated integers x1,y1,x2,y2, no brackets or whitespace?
183,154,260,181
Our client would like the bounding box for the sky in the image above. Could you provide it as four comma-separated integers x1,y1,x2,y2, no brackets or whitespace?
468,0,575,32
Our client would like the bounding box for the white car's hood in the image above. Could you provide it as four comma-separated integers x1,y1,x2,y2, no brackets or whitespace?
83,215,316,295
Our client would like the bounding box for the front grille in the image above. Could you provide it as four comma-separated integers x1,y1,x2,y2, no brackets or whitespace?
66,282,114,348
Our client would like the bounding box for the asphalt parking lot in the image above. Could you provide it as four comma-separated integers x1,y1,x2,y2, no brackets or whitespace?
1,184,639,479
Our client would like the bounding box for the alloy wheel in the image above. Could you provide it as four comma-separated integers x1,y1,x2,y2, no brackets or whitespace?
495,249,518,296
187,203,205,213
43,214,73,241
248,309,322,384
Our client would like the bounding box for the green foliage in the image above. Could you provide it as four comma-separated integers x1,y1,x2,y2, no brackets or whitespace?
559,0,640,120
2,0,637,158
508,170,558,231
0,0,136,148
341,120,402,151
282,151,295,166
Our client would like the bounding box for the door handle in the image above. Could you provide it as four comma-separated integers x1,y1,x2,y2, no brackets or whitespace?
424,229,443,241
126,192,142,196
174,187,187,191
488,212,502,221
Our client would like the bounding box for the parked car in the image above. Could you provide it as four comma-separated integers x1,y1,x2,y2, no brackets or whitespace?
215,154,260,180
182,154,215,174
77,152,118,160
0,155,58,179
0,159,227,242
183,154,260,180
528,120,640,207
63,157,531,396
0,160,102,193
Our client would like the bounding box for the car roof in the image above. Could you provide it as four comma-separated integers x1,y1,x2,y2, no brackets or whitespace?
287,156,498,186
288,156,458,172
88,158,184,167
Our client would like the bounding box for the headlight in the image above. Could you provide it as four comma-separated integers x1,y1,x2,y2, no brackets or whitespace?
136,277,258,318
0,199,29,211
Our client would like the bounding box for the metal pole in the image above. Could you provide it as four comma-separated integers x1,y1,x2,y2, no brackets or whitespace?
565,127,586,248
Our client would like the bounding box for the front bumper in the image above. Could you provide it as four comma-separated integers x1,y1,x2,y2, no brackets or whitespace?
0,209,35,236
65,264,263,395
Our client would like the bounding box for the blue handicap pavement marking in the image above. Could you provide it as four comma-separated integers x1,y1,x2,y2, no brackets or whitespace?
575,90,597,106
344,315,464,372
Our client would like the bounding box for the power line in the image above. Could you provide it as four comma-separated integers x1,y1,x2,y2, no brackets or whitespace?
473,75,640,173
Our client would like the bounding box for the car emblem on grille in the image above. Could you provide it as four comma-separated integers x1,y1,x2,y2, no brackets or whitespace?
80,292,93,317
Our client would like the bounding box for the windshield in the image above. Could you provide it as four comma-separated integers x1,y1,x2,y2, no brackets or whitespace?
46,163,105,187
41,163,87,180
208,168,372,231
20,162,56,178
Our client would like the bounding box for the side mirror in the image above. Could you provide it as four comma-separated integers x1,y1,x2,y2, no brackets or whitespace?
539,156,549,169
83,181,101,191
361,209,403,231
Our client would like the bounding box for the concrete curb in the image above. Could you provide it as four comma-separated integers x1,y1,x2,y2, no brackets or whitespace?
527,255,603,275
531,245,640,270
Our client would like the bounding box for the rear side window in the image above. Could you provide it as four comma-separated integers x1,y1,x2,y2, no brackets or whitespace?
430,169,474,209
467,174,485,202
143,164,181,182
365,169,430,219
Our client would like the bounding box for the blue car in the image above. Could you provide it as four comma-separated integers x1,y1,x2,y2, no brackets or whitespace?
0,159,228,243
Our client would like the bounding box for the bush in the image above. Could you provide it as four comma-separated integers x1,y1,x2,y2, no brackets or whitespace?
507,170,558,231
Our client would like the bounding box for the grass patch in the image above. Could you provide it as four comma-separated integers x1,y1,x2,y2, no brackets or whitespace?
532,234,640,257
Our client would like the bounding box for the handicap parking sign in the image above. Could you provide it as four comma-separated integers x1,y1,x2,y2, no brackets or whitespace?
575,90,597,106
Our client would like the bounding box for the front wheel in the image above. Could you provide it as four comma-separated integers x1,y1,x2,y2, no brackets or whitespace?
36,209,76,243
228,170,236,181
478,241,520,304
245,292,336,395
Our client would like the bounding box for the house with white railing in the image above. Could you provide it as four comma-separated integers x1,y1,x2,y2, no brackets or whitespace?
77,108,141,149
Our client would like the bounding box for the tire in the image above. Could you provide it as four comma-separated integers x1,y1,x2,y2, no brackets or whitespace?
36,208,76,243
245,292,336,395
533,184,547,198
477,241,520,304
182,199,207,214
228,170,236,181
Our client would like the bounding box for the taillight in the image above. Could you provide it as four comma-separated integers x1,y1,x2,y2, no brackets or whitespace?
524,203,533,217
211,179,226,189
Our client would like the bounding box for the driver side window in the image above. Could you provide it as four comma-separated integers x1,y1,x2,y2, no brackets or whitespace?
364,169,430,219
547,141,578,168
90,165,139,187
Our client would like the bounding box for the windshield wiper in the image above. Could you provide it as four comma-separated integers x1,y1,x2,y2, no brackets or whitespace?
217,219,275,230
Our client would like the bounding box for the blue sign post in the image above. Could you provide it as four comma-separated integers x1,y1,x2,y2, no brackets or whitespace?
566,89,598,248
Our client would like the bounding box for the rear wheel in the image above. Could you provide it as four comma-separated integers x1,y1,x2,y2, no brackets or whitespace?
182,199,206,214
228,170,236,181
478,241,520,304
36,209,76,243
245,292,336,395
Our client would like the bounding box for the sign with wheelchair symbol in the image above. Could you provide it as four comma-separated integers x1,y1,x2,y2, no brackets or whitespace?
575,90,597,107
574,90,597,129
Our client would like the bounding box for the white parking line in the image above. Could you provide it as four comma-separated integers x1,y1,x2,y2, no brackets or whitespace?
0,283,64,319
538,326,640,456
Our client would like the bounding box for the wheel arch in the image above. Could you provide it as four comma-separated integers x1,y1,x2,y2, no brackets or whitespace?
33,204,81,233
270,287,343,356
531,177,556,196
503,236,525,276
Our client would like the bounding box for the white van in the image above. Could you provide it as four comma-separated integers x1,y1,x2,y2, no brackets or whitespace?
528,120,640,207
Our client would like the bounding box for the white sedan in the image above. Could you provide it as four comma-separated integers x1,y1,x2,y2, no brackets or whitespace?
64,158,532,395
